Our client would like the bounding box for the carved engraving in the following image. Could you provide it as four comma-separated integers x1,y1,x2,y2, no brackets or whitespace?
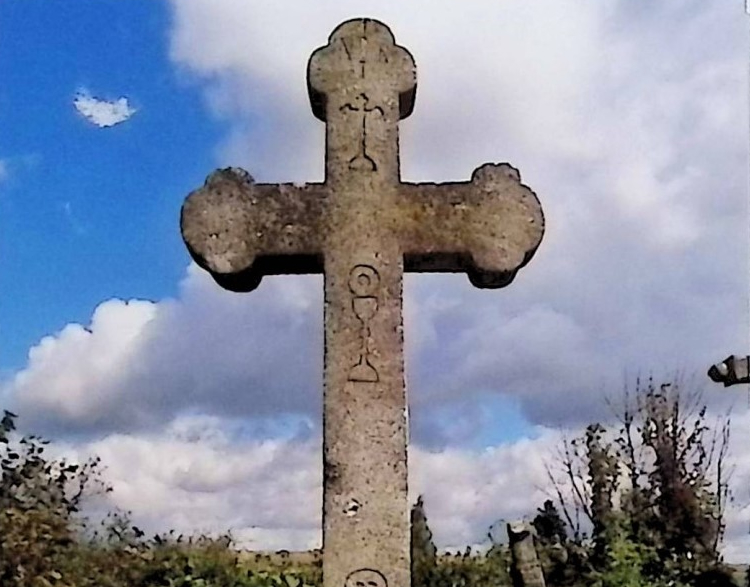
338,33,366,78
339,37,352,61
348,264,380,382
345,569,388,587
343,498,361,517
341,92,384,172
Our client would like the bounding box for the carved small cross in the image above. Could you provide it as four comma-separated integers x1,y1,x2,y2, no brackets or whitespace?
181,19,544,587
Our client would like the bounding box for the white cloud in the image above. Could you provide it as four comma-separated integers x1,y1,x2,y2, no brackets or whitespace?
7,268,322,435
53,415,558,552
164,1,748,435
11,299,157,426
56,412,749,561
8,0,746,443
61,201,87,235
0,159,8,182
6,0,749,562
83,416,321,549
6,269,748,558
73,89,136,128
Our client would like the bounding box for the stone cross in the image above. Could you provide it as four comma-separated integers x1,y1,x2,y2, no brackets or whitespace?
181,18,544,587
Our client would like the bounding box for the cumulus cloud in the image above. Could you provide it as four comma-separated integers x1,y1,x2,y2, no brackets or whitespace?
6,266,748,559
11,299,157,430
7,0,746,450
52,415,558,551
165,1,748,425
54,410,750,560
169,0,749,430
83,416,322,549
73,89,136,128
6,268,321,436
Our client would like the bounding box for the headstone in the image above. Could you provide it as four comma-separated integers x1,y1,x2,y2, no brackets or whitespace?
181,18,544,587
508,520,547,587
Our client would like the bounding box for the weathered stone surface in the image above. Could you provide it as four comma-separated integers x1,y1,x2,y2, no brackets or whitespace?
181,17,545,587
181,168,325,292
508,521,547,587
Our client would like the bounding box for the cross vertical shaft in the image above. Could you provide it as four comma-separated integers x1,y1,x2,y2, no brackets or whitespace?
323,246,408,587
309,20,414,587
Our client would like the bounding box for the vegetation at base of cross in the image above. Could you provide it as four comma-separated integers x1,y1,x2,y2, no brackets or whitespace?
0,375,744,586
538,376,737,587
0,409,322,587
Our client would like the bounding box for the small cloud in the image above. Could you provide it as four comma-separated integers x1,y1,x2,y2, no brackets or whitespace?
73,89,136,128
0,160,7,182
61,201,87,235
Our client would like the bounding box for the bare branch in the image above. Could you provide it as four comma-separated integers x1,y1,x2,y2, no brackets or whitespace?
544,460,579,541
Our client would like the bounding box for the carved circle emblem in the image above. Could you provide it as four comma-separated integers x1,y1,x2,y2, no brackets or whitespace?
345,569,388,587
348,265,380,296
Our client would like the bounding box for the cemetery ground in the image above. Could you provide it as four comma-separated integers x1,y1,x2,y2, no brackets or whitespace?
1,377,746,587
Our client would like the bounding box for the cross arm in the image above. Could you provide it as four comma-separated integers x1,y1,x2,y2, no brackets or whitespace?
398,163,544,288
181,168,326,292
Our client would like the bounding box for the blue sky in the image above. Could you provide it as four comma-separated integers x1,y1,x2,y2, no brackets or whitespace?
0,0,749,558
0,0,218,371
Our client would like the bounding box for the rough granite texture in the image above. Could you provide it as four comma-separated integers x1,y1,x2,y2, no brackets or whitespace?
181,18,545,587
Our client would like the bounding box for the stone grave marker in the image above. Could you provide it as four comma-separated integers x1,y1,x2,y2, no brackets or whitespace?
508,520,547,587
181,18,545,587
